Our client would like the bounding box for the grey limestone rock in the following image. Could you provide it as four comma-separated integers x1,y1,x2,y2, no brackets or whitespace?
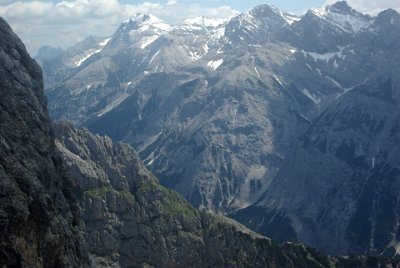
54,122,399,267
233,79,400,256
0,17,89,267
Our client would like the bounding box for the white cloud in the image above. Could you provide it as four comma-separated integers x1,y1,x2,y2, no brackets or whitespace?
0,0,237,56
325,0,400,15
166,0,177,6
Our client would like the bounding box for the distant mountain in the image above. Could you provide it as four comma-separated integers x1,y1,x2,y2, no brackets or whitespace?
41,1,400,255
35,35,109,89
231,78,400,256
43,5,327,213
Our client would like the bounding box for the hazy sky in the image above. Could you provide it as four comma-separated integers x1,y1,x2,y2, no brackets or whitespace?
1,0,399,56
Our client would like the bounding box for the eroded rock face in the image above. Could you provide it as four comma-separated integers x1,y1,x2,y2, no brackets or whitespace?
233,79,400,256
54,122,358,267
0,18,89,267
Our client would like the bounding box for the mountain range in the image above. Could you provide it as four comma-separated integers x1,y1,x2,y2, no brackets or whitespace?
35,1,400,256
3,15,398,267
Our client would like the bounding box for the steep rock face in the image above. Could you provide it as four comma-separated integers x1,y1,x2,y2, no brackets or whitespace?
54,122,399,267
232,79,400,256
224,4,293,46
0,18,88,267
290,1,371,52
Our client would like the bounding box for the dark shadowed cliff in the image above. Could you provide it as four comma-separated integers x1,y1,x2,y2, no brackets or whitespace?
0,17,89,267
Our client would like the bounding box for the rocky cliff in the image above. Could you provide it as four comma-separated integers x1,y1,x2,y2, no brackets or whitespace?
0,18,89,267
54,122,399,267
54,122,317,267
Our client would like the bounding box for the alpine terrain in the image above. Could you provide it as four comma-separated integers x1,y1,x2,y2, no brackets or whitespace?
38,1,400,256
3,15,397,267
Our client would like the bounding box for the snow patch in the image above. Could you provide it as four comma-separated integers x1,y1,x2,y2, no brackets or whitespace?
149,50,161,64
302,88,321,104
302,46,346,63
273,75,284,87
99,38,111,46
303,50,338,62
311,7,327,17
203,43,209,54
128,14,172,32
281,12,301,25
254,67,261,79
74,48,101,67
311,6,370,33
207,59,223,70
325,76,343,88
299,113,311,123
189,51,202,61
140,35,159,49
183,16,227,28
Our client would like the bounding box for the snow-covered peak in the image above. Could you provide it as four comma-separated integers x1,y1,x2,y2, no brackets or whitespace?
310,1,371,33
281,13,301,25
67,36,111,67
121,13,172,33
183,16,228,28
247,4,300,26
311,7,327,17
113,13,171,49
312,1,355,17
250,4,281,17
176,16,229,36
125,13,164,24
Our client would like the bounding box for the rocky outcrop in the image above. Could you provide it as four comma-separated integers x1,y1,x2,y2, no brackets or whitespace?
0,18,89,267
54,123,296,267
55,122,400,267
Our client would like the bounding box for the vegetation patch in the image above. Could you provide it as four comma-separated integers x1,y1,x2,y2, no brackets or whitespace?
84,185,135,202
84,185,113,198
117,190,135,202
